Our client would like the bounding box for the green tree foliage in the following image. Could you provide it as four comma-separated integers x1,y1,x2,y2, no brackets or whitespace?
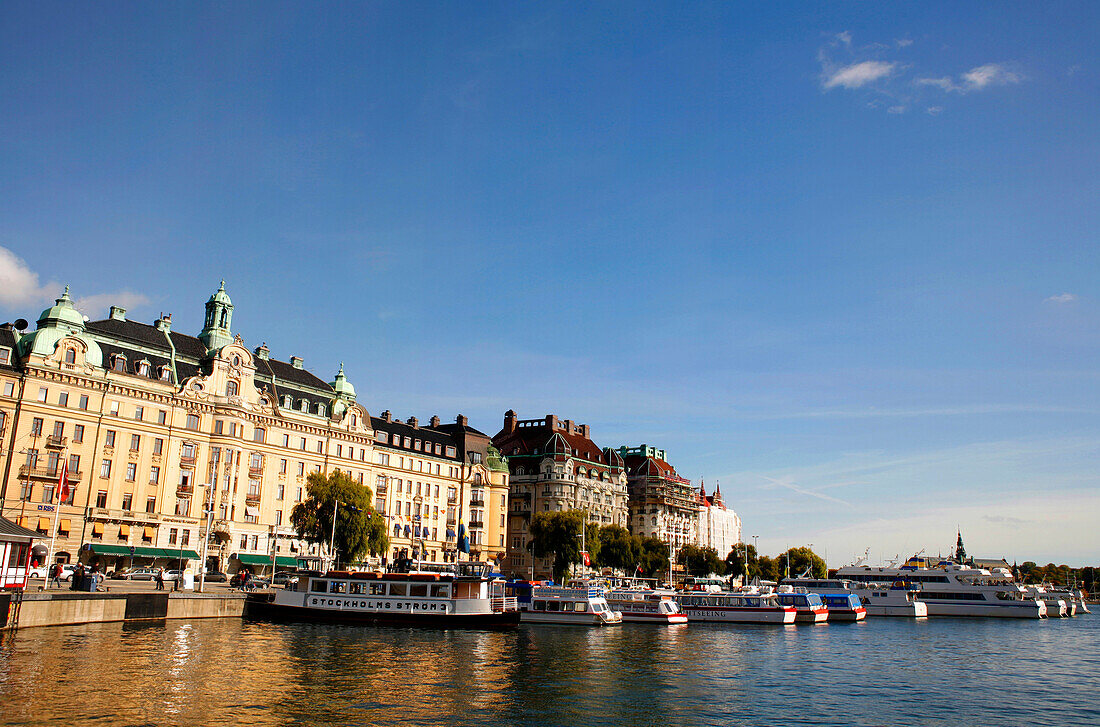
756,556,781,582
725,544,759,581
636,536,670,580
677,544,724,577
778,546,827,580
595,525,637,573
290,469,388,566
529,510,598,583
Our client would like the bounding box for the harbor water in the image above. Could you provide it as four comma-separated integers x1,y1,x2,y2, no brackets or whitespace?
0,617,1097,726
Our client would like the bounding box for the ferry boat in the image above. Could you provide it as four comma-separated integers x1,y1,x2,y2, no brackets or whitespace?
604,589,688,624
1040,586,1090,615
835,559,1046,619
783,577,927,618
508,582,623,625
674,591,797,624
1024,585,1069,617
818,592,867,621
250,561,520,628
774,587,829,623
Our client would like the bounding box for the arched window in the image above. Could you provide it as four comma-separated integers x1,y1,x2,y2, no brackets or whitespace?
473,472,482,485
64,348,76,364
254,427,266,443
137,361,150,376
226,380,239,397
350,414,357,427
316,403,326,417
159,366,171,381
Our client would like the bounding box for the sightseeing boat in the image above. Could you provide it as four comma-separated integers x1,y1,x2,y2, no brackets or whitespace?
603,589,688,624
249,561,520,628
507,582,623,625
835,559,1047,619
1024,585,1070,617
783,577,927,618
673,591,797,624
774,587,829,623
818,592,867,621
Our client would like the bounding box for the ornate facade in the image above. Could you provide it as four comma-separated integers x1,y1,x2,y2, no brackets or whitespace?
492,411,629,580
618,444,699,550
696,482,741,559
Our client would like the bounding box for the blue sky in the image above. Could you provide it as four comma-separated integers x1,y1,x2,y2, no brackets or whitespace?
1,3,1097,564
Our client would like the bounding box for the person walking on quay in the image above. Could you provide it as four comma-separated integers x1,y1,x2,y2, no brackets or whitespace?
155,568,165,590
49,563,62,589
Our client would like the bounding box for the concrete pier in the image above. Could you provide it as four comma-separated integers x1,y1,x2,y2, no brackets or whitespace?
9,591,246,629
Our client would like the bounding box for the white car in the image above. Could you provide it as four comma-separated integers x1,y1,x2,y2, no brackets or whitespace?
31,564,78,581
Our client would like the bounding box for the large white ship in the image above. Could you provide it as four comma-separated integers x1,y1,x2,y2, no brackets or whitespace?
834,558,1046,619
782,577,925,618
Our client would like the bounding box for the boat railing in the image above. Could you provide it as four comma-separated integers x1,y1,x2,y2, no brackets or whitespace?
491,596,519,612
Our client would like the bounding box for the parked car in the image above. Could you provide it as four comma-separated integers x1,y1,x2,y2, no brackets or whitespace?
112,567,158,581
202,571,228,583
162,569,183,582
230,573,269,589
272,571,299,587
29,566,48,578
57,564,79,581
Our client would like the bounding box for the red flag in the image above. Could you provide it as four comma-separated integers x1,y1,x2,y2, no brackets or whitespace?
581,551,590,567
57,461,69,504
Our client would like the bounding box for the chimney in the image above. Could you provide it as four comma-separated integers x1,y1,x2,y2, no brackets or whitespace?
456,414,468,427
503,410,517,434
290,356,304,369
563,419,573,433
254,343,270,360
578,424,590,438
381,410,391,423
109,306,126,321
545,414,559,430
154,313,172,332
429,415,440,428
407,416,418,428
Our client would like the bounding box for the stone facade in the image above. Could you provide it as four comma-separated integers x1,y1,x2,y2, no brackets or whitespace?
618,445,699,550
696,483,741,559
492,411,629,580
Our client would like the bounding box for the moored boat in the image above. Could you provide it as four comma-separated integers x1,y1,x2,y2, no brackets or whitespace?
249,561,520,628
783,577,927,618
509,582,623,625
674,591,796,624
818,593,867,621
604,589,688,624
774,587,829,623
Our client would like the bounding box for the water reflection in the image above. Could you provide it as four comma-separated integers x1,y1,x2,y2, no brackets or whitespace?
0,618,1097,726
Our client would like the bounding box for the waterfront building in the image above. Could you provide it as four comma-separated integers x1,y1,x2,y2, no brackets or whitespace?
695,482,741,559
617,445,699,550
0,516,39,590
492,411,629,580
0,284,376,574
369,411,509,565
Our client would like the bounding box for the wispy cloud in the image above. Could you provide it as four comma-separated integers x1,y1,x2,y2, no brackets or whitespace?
72,291,151,319
887,105,906,114
759,475,853,506
926,106,944,115
1044,293,1077,304
823,60,896,90
0,245,152,317
917,63,1022,93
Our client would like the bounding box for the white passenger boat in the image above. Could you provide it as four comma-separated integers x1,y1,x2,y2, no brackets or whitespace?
774,586,829,623
835,559,1046,619
818,592,867,621
1024,586,1069,617
509,583,623,625
251,562,520,628
674,591,797,624
783,577,927,618
604,589,688,624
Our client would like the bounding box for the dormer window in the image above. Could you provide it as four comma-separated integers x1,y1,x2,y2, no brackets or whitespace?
350,414,357,427
64,348,76,365
316,403,326,417
231,354,241,367
136,360,150,376
111,355,126,372
283,395,292,408
159,366,171,381
299,399,308,412
226,380,239,397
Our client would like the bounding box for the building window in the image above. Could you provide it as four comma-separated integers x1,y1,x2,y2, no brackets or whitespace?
150,466,160,484
157,410,167,424
159,367,171,381
121,493,133,511
186,414,199,430
299,400,308,412
2,381,13,397
175,498,190,516
240,534,248,550
375,452,390,466
279,459,287,474
446,446,456,458
79,394,89,410
297,462,304,476
153,438,163,455
68,453,80,475
226,380,239,397
283,395,292,408
134,406,143,421
137,361,150,376
100,459,112,479
146,496,157,514
130,434,140,451
254,427,265,443
104,430,116,447
214,420,224,435
112,355,126,372
0,347,13,365
30,417,43,436
125,463,136,482
275,510,282,525
316,440,323,453
96,490,107,508
37,387,48,402
181,530,190,546
299,437,306,451
277,484,285,500
58,391,69,407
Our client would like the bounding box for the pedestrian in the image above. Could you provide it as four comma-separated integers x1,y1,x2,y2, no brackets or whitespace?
50,563,62,588
155,567,164,590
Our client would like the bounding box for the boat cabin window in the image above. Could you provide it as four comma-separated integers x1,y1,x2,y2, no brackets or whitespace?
389,583,407,596
430,584,450,598
573,602,587,612
349,582,364,595
546,601,560,612
533,600,546,611
369,583,386,595
311,580,327,593
409,584,428,597
330,581,347,594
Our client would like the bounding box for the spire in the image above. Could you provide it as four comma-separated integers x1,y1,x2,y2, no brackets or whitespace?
955,529,967,563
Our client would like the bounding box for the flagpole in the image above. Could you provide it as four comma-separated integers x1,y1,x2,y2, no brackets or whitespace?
45,459,66,589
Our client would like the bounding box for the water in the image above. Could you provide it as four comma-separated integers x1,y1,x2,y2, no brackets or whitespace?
0,617,1097,726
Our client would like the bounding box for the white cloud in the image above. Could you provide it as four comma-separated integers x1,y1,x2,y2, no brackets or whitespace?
0,246,57,308
823,60,896,90
1044,293,1077,304
887,105,906,114
917,64,1022,93
833,31,852,47
895,38,913,48
926,106,944,115
72,291,151,319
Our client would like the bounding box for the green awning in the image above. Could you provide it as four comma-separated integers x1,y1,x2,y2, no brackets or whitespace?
89,545,199,559
235,553,298,568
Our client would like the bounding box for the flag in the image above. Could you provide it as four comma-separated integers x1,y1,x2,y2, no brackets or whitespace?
457,522,469,554
581,551,590,567
57,461,69,504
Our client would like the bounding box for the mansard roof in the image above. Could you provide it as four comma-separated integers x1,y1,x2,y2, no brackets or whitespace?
370,415,462,461
0,326,23,373
493,415,608,466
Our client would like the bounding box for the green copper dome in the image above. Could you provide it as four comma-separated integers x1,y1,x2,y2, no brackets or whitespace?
37,286,85,332
207,279,233,306
331,362,356,401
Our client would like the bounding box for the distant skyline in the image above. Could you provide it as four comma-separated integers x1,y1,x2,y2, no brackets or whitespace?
1,3,1096,564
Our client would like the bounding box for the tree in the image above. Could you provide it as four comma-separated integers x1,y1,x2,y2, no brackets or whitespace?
290,469,388,567
756,556,780,582
636,537,670,581
677,544,724,577
595,525,637,573
779,546,827,580
725,544,759,582
529,510,598,584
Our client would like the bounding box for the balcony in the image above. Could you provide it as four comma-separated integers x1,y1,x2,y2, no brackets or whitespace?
375,483,388,494
179,455,196,469
245,492,261,506
446,517,457,526
248,465,263,478
447,496,457,504
469,498,484,507
177,483,194,497
468,520,484,529
45,435,67,450
19,465,80,481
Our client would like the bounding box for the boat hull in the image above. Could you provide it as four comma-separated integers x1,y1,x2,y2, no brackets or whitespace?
247,597,520,629
827,608,867,621
865,602,928,617
794,608,829,623
677,606,796,624
920,600,1046,619
519,611,621,625
617,611,688,624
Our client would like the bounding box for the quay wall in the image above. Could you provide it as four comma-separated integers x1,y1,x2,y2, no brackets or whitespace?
12,592,246,630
